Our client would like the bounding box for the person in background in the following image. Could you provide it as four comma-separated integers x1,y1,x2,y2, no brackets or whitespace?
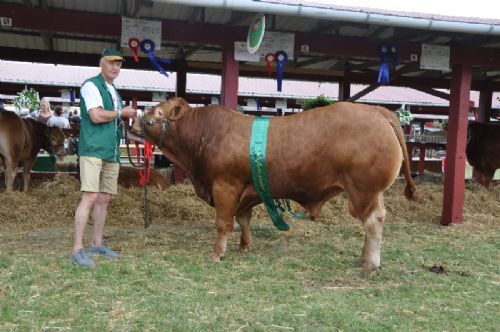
70,109,81,126
47,105,70,129
37,98,52,125
71,48,136,267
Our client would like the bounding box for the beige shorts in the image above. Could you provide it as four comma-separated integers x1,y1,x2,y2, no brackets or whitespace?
79,156,120,195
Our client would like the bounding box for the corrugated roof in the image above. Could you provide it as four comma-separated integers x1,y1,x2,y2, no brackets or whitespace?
1,60,499,108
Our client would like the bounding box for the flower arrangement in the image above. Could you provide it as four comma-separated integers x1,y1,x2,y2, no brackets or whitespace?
13,88,40,115
396,107,412,126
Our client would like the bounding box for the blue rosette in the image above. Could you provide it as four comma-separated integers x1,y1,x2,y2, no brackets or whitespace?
274,50,288,92
377,45,398,84
140,39,171,77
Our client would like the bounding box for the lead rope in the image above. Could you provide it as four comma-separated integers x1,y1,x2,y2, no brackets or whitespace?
123,117,153,229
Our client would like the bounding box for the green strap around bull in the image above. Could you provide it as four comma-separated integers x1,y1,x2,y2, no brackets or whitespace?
249,117,308,231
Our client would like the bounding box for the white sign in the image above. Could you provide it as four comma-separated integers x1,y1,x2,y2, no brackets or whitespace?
420,44,450,71
121,17,162,50
234,42,260,62
0,17,12,27
258,31,295,60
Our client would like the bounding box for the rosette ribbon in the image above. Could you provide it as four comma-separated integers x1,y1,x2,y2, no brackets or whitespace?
274,50,288,92
128,38,140,62
265,52,275,77
140,39,171,77
377,45,398,84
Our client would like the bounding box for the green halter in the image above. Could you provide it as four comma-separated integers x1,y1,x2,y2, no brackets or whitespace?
249,117,309,232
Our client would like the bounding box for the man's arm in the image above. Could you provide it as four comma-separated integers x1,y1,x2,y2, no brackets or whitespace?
88,106,136,124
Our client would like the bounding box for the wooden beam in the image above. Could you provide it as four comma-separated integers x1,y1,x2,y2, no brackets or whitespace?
346,83,380,102
3,2,500,67
403,83,451,101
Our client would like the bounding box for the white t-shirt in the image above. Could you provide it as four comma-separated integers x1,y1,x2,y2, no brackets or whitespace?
81,81,120,113
47,116,70,129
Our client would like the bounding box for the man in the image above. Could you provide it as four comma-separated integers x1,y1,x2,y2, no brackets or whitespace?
71,49,136,267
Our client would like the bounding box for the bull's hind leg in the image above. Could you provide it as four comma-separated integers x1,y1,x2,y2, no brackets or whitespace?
22,161,33,192
360,194,386,276
348,192,386,276
236,209,252,253
4,158,17,192
210,182,241,262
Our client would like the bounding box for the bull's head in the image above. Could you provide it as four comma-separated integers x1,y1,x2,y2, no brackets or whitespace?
132,97,190,145
44,126,66,158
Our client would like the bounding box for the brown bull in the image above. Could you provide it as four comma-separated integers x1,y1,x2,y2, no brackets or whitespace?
0,109,66,191
133,98,418,275
466,122,500,188
118,166,169,190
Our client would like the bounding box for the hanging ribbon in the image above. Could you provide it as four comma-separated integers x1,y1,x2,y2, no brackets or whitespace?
274,50,288,92
377,45,390,84
128,38,140,62
265,52,275,77
377,45,398,84
389,45,398,69
69,89,75,102
140,39,171,77
135,140,154,186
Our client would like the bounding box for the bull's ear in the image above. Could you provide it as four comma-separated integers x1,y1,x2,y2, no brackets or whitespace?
170,105,182,120
154,106,165,118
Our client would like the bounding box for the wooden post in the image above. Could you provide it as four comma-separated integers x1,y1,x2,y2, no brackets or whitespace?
441,64,472,225
220,41,239,110
419,145,425,176
172,60,187,183
176,59,187,98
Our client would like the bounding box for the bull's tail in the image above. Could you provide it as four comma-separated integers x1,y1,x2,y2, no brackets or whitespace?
383,110,419,201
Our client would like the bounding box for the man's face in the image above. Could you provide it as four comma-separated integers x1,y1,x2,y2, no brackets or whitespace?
100,59,123,83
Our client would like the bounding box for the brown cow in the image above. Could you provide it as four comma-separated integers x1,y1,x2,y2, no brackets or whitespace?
118,166,169,190
132,98,418,276
466,122,500,187
0,109,66,191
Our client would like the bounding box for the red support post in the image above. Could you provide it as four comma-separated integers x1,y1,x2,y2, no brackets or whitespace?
441,64,472,225
419,146,425,176
220,42,239,111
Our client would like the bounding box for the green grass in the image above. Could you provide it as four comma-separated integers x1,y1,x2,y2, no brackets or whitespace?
1,220,498,331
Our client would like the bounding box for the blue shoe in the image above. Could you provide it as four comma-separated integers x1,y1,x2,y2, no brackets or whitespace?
86,245,119,259
70,250,96,267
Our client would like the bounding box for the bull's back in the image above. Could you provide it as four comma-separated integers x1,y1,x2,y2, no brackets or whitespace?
266,103,403,193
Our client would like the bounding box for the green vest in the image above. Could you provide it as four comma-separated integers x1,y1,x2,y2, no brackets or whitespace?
78,74,123,162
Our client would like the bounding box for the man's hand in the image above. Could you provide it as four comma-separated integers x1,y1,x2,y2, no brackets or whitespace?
121,106,137,119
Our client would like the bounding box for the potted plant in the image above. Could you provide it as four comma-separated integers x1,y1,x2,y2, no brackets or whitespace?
302,94,334,111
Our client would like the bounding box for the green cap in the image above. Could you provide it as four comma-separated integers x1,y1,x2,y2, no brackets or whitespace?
100,48,125,62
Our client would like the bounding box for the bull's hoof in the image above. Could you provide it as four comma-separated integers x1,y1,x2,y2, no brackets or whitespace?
209,253,222,262
362,264,380,278
239,246,250,253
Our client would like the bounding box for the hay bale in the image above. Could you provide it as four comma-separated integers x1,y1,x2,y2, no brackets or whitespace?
0,174,498,233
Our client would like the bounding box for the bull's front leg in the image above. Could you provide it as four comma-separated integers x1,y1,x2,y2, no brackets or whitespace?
210,182,241,262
